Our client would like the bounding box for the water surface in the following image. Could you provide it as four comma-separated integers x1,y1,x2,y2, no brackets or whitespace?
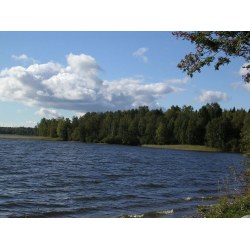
0,139,243,218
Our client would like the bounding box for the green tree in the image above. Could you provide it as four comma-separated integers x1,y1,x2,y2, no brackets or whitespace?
155,121,167,145
173,31,250,82
71,116,79,131
118,114,132,144
174,105,193,144
186,112,199,145
144,109,163,144
38,118,49,136
205,116,234,151
206,102,222,120
49,119,58,138
57,117,72,140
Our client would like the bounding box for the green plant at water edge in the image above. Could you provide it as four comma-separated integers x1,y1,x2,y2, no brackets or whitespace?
200,130,250,218
202,196,250,218
200,169,250,218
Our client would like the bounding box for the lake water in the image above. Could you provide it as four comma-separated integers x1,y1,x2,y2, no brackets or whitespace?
0,139,244,218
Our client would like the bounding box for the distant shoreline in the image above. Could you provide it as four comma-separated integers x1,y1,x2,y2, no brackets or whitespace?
0,134,224,152
0,134,63,141
141,144,223,152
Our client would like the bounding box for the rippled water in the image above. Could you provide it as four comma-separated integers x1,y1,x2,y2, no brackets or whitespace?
0,139,244,218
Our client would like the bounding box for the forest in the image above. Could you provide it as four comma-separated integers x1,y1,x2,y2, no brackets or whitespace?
0,126,36,136
1,102,250,153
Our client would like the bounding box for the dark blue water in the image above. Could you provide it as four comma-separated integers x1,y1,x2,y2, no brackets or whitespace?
0,139,244,218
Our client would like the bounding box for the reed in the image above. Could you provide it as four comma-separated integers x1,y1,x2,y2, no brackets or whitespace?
0,134,63,141
198,164,250,218
142,144,222,152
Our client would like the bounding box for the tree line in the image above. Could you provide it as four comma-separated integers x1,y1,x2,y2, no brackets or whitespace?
1,103,249,152
0,126,36,136
34,103,250,152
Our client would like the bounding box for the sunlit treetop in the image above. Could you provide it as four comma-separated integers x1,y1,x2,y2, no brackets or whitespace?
173,31,250,83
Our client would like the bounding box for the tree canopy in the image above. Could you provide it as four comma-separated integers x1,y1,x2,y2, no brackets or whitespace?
173,31,250,83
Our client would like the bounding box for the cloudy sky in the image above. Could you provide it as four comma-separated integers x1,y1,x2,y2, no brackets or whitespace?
0,31,249,127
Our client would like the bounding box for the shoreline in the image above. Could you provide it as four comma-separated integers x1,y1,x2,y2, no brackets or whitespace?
141,144,223,152
0,134,63,141
0,134,223,152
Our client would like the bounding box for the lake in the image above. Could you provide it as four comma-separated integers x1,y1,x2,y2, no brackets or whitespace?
0,138,244,218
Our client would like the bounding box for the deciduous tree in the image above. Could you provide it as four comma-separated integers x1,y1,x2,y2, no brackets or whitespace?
173,31,250,82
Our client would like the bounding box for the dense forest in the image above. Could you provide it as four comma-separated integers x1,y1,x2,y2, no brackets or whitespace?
0,126,36,136
1,102,249,153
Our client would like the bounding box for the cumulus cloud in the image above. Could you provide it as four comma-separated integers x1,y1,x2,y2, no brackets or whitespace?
35,108,62,118
133,47,149,62
239,63,250,76
0,53,185,113
99,78,185,110
194,90,229,103
243,83,250,92
165,77,190,85
239,63,250,92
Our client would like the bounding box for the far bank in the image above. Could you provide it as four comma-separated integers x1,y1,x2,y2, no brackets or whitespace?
0,134,223,152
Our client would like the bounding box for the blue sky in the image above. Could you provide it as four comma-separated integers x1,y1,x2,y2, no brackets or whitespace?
0,31,249,127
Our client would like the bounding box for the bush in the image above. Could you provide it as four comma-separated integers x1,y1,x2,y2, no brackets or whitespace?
102,136,122,145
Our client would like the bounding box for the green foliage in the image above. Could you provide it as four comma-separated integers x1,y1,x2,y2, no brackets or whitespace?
173,31,250,82
0,126,36,136
102,136,122,144
200,144,250,218
202,195,250,218
6,103,246,151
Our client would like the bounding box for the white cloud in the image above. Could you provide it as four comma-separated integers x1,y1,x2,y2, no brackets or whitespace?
0,121,16,127
12,54,29,61
35,108,62,118
239,63,250,76
133,47,149,62
239,63,250,92
243,83,250,92
0,121,37,127
17,108,27,113
165,77,190,85
142,56,148,63
194,90,229,103
24,121,37,127
12,54,39,64
230,81,242,90
0,53,185,113
133,47,148,56
74,111,86,117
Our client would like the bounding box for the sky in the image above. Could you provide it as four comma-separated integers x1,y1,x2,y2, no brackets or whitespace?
0,31,249,127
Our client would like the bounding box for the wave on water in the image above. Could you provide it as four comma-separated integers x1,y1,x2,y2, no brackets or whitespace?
125,194,137,198
140,183,165,188
120,209,174,218
182,197,192,201
197,196,220,200
75,196,98,201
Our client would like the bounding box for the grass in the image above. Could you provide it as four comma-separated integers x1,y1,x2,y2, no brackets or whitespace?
0,134,63,141
198,194,250,218
141,144,222,152
197,165,250,218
